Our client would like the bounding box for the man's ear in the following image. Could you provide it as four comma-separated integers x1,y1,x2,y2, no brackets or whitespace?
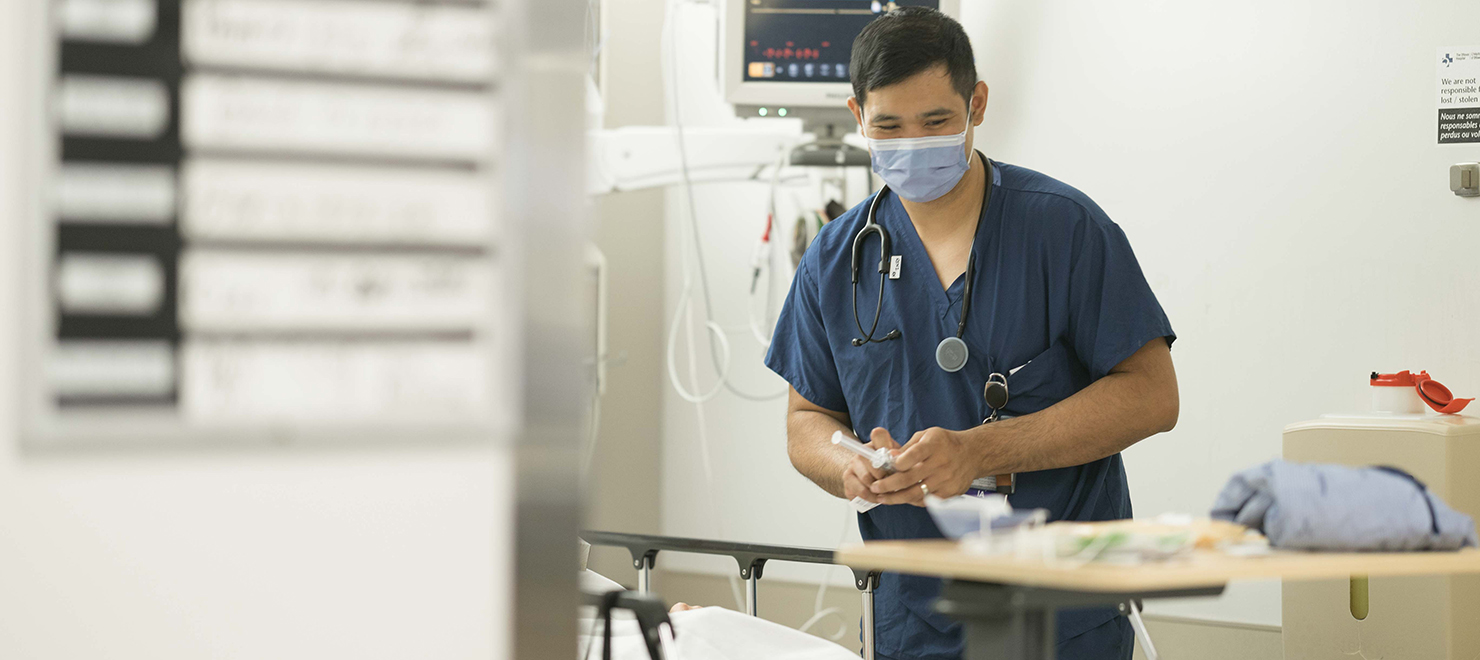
970,82,989,125
847,96,865,134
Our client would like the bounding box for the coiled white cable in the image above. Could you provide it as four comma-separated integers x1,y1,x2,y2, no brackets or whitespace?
662,0,857,626
666,287,732,404
661,0,789,404
664,0,751,611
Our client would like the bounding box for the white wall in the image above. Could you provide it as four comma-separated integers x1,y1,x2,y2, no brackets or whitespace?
0,2,511,658
585,0,669,584
959,0,1480,625
655,0,1480,628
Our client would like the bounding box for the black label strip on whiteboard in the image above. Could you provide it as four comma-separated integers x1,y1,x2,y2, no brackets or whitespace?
55,227,181,342
54,0,185,405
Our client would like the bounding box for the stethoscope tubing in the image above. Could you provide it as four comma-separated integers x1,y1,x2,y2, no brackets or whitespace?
849,154,993,356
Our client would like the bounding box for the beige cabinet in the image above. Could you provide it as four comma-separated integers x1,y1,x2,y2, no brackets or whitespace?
1282,415,1480,659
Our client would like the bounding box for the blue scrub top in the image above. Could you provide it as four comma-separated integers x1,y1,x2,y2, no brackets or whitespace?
764,160,1175,660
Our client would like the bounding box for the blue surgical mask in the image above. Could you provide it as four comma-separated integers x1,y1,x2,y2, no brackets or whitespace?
865,126,970,203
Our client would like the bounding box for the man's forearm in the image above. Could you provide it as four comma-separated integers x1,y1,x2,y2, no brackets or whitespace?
968,342,1178,476
786,410,855,499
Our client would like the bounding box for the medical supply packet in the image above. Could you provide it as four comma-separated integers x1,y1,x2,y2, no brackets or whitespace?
962,514,1264,565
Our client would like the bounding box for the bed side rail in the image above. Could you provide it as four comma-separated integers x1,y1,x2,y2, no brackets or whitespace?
580,529,881,660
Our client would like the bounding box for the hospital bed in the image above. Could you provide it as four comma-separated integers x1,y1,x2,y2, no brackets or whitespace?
581,530,883,660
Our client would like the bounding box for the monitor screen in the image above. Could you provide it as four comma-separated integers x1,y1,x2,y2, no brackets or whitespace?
741,0,941,85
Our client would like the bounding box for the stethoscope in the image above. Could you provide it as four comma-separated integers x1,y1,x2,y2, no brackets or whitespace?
849,153,1012,420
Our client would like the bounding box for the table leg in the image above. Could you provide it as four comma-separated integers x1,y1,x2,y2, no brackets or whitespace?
955,597,1054,660
935,581,1225,660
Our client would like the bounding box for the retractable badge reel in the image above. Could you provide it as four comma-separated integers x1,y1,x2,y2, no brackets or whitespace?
983,373,1008,422
968,372,1015,495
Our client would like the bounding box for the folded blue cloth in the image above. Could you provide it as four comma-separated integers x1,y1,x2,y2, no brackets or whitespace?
1211,460,1478,551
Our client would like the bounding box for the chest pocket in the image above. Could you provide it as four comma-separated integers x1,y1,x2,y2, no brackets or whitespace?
832,337,911,432
1001,338,1090,417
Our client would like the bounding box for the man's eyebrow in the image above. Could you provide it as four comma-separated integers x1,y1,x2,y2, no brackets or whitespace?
869,113,902,123
919,107,956,118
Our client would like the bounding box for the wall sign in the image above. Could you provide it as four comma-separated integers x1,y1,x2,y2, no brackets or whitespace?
34,0,505,447
1438,46,1480,144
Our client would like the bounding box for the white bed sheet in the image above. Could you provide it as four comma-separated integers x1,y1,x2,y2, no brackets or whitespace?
577,568,857,660
581,607,859,660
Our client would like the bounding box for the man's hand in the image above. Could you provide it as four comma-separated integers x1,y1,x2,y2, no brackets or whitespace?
869,426,990,506
841,428,902,503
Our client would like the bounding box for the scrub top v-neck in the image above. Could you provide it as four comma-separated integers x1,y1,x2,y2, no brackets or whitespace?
885,169,997,341
765,160,1175,660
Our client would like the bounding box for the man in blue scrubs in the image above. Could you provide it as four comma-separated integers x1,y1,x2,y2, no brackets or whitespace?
764,8,1179,660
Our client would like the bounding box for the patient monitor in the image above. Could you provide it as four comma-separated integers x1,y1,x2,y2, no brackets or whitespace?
719,0,957,165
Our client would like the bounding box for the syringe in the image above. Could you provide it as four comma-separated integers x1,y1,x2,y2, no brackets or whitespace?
832,431,893,513
832,430,896,472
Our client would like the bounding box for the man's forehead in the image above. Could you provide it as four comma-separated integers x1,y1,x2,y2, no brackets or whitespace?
860,66,964,119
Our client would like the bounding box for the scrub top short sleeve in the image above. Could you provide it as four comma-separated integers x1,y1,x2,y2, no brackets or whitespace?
765,255,847,412
762,161,1169,660
1066,212,1175,380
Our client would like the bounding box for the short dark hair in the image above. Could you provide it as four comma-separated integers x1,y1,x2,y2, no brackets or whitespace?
850,7,977,106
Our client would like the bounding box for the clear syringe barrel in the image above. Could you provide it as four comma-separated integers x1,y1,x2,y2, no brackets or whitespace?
831,431,895,472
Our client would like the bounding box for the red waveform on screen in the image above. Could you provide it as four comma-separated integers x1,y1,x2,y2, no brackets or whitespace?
758,46,826,60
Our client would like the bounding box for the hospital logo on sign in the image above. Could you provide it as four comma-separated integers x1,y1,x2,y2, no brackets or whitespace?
1444,54,1454,67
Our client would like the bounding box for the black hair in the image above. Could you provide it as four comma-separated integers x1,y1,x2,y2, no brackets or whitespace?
850,7,977,106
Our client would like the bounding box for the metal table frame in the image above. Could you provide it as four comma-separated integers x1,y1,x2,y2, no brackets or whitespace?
934,581,1225,660
581,530,883,659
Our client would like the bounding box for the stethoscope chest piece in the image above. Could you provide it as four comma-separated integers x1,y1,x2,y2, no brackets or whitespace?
936,336,969,373
852,154,994,373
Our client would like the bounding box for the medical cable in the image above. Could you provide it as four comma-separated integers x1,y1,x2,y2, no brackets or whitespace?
745,147,789,349
662,0,788,403
661,10,735,406
748,215,771,295
745,213,775,347
664,2,845,626
664,0,754,611
665,1,867,630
